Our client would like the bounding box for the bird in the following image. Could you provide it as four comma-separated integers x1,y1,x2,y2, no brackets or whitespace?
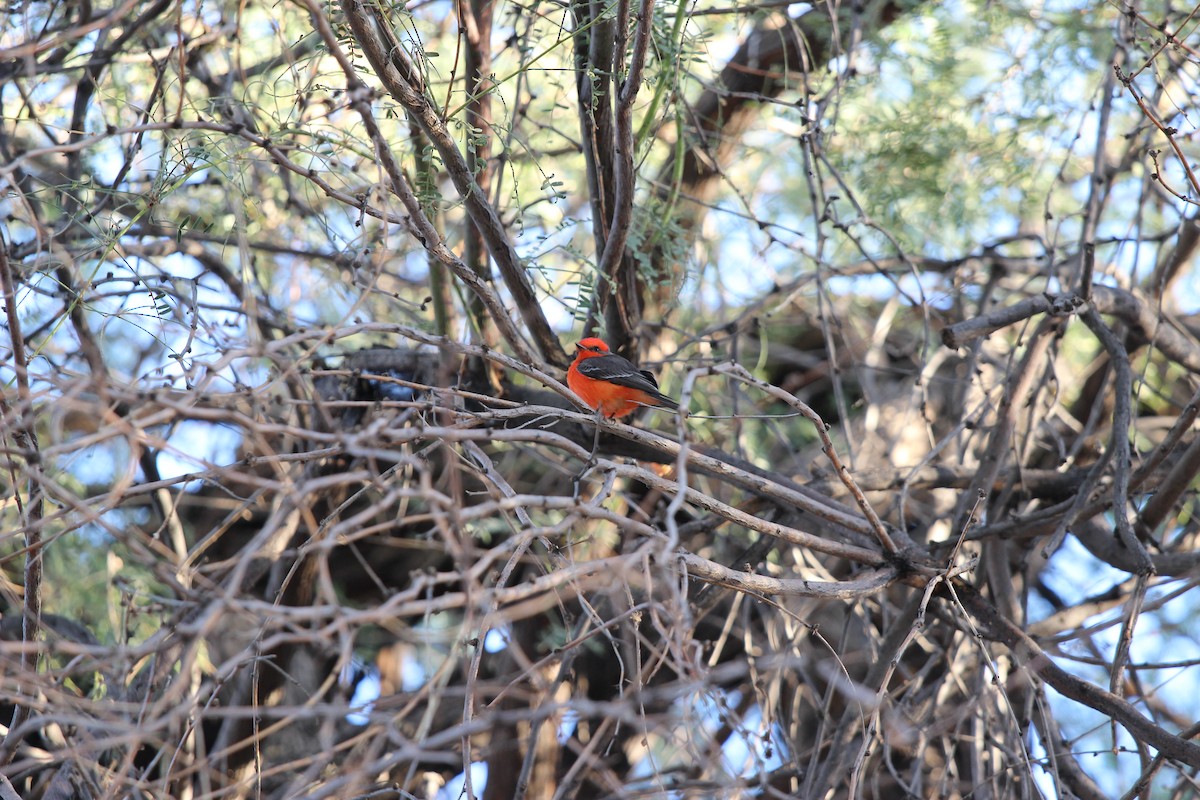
567,337,678,419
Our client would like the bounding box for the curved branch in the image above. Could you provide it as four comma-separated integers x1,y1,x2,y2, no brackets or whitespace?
1079,308,1153,573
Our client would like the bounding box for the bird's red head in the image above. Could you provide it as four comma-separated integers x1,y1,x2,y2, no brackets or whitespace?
575,337,610,354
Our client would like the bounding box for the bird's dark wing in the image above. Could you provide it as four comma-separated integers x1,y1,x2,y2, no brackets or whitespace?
575,355,677,409
575,354,664,394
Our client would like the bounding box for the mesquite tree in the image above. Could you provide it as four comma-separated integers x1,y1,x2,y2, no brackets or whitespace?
2,0,1200,798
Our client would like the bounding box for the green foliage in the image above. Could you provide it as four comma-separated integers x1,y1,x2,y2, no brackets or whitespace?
22,520,167,648
629,196,689,286
725,0,1117,261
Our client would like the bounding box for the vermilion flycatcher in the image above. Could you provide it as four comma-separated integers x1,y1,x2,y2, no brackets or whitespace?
567,337,679,419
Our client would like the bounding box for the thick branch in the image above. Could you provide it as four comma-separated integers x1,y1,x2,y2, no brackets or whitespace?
942,286,1200,373
590,0,656,341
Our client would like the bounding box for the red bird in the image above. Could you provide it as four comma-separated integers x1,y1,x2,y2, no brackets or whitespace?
567,337,679,419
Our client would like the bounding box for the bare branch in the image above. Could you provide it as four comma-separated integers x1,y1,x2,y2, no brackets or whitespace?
338,0,564,365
